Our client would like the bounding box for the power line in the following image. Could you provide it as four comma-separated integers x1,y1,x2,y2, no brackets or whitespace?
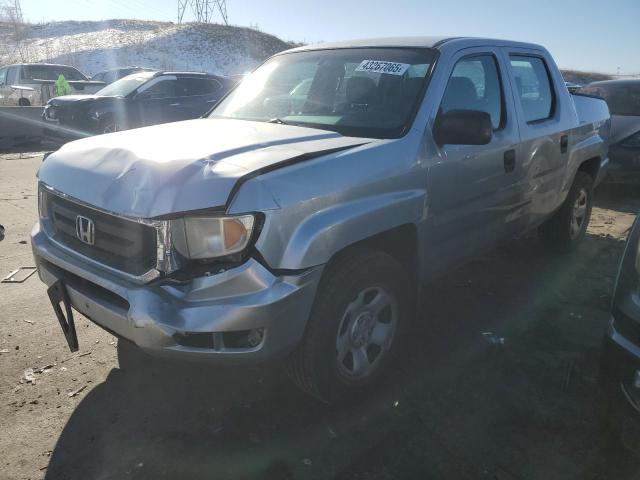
178,1,228,25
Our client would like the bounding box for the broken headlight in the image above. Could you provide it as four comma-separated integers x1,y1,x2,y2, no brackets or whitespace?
170,215,256,260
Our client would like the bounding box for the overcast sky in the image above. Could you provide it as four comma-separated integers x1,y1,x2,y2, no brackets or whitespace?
19,0,640,74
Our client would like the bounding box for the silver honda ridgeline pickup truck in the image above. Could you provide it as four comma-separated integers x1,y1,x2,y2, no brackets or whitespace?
32,37,610,401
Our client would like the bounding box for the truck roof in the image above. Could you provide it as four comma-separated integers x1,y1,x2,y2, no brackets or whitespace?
283,36,546,54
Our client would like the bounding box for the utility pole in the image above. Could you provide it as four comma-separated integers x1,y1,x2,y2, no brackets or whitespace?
178,0,228,25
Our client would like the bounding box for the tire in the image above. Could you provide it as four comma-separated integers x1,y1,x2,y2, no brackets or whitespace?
539,171,594,252
286,248,413,403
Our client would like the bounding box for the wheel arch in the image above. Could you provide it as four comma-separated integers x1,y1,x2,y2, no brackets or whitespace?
577,155,601,181
323,223,419,285
259,189,425,275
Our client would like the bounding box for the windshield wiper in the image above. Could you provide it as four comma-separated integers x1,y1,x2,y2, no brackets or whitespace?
267,117,289,125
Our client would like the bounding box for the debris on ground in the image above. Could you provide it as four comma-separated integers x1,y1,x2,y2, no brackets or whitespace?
61,351,92,363
482,332,506,345
0,349,9,354
23,368,36,384
23,319,34,325
33,364,54,374
67,385,87,398
1,266,37,283
562,361,576,392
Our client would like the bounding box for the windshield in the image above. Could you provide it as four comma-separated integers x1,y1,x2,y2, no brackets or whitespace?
580,82,640,116
96,71,156,97
210,47,437,138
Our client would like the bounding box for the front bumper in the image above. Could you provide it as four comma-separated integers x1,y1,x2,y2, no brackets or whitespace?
31,222,322,364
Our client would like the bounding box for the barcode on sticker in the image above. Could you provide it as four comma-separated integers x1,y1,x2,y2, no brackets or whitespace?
355,60,410,76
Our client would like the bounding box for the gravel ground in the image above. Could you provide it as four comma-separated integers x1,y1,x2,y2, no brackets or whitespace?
0,150,639,480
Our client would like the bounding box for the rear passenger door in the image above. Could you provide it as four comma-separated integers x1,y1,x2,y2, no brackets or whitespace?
426,48,525,273
503,49,567,226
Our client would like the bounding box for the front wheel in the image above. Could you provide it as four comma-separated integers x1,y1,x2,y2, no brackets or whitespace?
286,249,413,403
539,171,594,252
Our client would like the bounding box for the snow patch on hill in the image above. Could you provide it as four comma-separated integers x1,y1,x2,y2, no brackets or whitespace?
0,19,292,76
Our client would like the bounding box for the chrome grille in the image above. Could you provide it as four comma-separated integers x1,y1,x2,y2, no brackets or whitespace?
44,190,158,276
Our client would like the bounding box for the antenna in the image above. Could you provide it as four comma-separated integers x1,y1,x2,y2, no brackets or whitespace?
178,0,228,25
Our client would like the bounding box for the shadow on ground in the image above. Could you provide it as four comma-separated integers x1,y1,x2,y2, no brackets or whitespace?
45,190,640,480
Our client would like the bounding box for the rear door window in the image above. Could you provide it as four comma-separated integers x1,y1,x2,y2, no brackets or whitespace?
175,77,222,97
7,67,18,85
509,55,555,123
440,55,504,129
0,67,7,85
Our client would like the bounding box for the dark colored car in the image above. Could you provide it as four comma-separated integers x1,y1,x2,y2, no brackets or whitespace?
579,80,640,183
42,71,233,141
601,215,640,453
565,81,582,94
90,66,157,85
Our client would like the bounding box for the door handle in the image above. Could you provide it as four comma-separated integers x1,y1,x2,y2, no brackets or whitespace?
504,149,516,173
560,135,569,154
170,103,181,107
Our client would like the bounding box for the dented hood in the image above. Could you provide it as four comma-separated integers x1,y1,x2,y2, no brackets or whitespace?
38,118,368,218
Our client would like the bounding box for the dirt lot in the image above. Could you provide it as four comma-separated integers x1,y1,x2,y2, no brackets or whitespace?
1,150,639,480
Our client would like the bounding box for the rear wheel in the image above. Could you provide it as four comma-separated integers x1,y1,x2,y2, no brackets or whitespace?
539,171,594,252
286,249,413,403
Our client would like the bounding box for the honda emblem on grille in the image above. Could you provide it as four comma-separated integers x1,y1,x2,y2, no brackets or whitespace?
75,215,95,246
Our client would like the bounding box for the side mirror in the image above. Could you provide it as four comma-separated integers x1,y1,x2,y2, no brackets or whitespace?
433,109,493,146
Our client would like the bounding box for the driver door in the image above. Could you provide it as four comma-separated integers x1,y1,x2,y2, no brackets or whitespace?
424,48,526,274
134,76,179,127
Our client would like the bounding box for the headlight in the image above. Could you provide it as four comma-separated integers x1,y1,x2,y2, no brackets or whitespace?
38,188,48,219
621,131,640,148
171,215,256,260
45,106,57,120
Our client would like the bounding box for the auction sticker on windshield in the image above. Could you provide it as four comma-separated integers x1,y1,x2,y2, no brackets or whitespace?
355,60,410,76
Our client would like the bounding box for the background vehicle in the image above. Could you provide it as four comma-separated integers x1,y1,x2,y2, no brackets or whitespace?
579,80,640,183
601,215,640,453
32,37,610,402
42,70,233,140
90,66,158,84
0,63,104,106
565,81,582,93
